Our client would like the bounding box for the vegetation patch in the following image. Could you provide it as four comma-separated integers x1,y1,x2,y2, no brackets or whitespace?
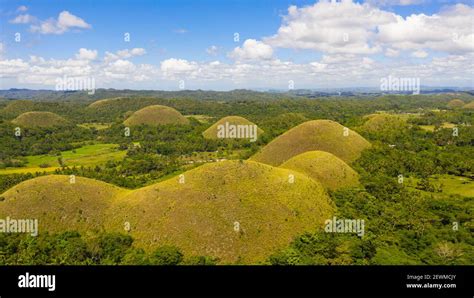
123,105,189,126
250,120,371,166
280,150,360,191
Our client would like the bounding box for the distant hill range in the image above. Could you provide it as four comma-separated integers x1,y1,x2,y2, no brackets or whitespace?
0,87,472,101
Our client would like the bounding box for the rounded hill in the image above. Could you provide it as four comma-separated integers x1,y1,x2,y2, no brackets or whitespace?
280,151,360,191
250,120,371,166
123,105,189,126
11,111,69,128
446,99,465,109
463,101,474,109
0,175,128,233
360,113,407,133
88,97,122,109
1,100,37,118
106,160,333,264
202,116,264,140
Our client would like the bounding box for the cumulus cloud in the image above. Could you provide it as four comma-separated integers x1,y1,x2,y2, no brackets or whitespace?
104,48,147,62
228,39,273,60
1,1,473,89
206,45,219,56
385,48,400,57
17,5,28,12
265,1,395,55
366,0,425,6
411,50,428,58
10,14,35,24
75,48,98,60
160,58,198,77
377,4,474,54
265,1,473,56
30,11,91,34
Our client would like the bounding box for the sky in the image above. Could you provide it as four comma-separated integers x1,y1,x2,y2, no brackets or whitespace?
0,0,473,90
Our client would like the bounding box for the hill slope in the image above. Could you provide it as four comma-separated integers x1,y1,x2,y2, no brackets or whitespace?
0,161,333,264
447,99,465,109
106,160,333,264
0,175,128,233
203,116,264,140
360,113,407,133
463,101,474,109
250,120,371,166
280,151,359,190
123,105,189,126
11,111,69,128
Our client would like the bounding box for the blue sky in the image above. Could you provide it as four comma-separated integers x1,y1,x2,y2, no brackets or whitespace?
0,0,473,90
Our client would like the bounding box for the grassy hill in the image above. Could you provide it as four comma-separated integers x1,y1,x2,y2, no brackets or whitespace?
0,175,129,233
123,105,189,126
1,100,36,118
250,120,371,166
360,113,407,133
11,111,70,128
106,160,333,264
463,101,474,109
0,160,333,264
202,116,264,140
87,97,124,109
280,151,360,191
447,99,465,109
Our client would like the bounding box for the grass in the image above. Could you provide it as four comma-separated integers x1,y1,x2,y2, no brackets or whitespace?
0,175,130,234
78,123,112,130
11,111,69,128
202,116,264,139
280,150,360,191
360,113,407,132
250,120,371,166
0,143,126,174
447,99,465,109
185,115,213,123
0,160,334,264
123,105,189,126
419,122,457,132
463,101,474,109
432,175,474,197
406,174,474,198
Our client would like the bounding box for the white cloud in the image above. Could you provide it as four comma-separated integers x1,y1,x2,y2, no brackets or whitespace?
30,11,91,34
366,0,425,6
411,50,428,58
75,48,98,60
173,29,188,34
104,48,146,62
161,58,198,77
265,1,474,56
17,5,28,12
10,14,35,24
265,1,395,55
385,48,400,57
206,45,219,56
377,4,474,54
228,39,273,60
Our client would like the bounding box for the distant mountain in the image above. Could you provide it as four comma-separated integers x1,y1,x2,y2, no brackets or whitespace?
0,87,472,101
